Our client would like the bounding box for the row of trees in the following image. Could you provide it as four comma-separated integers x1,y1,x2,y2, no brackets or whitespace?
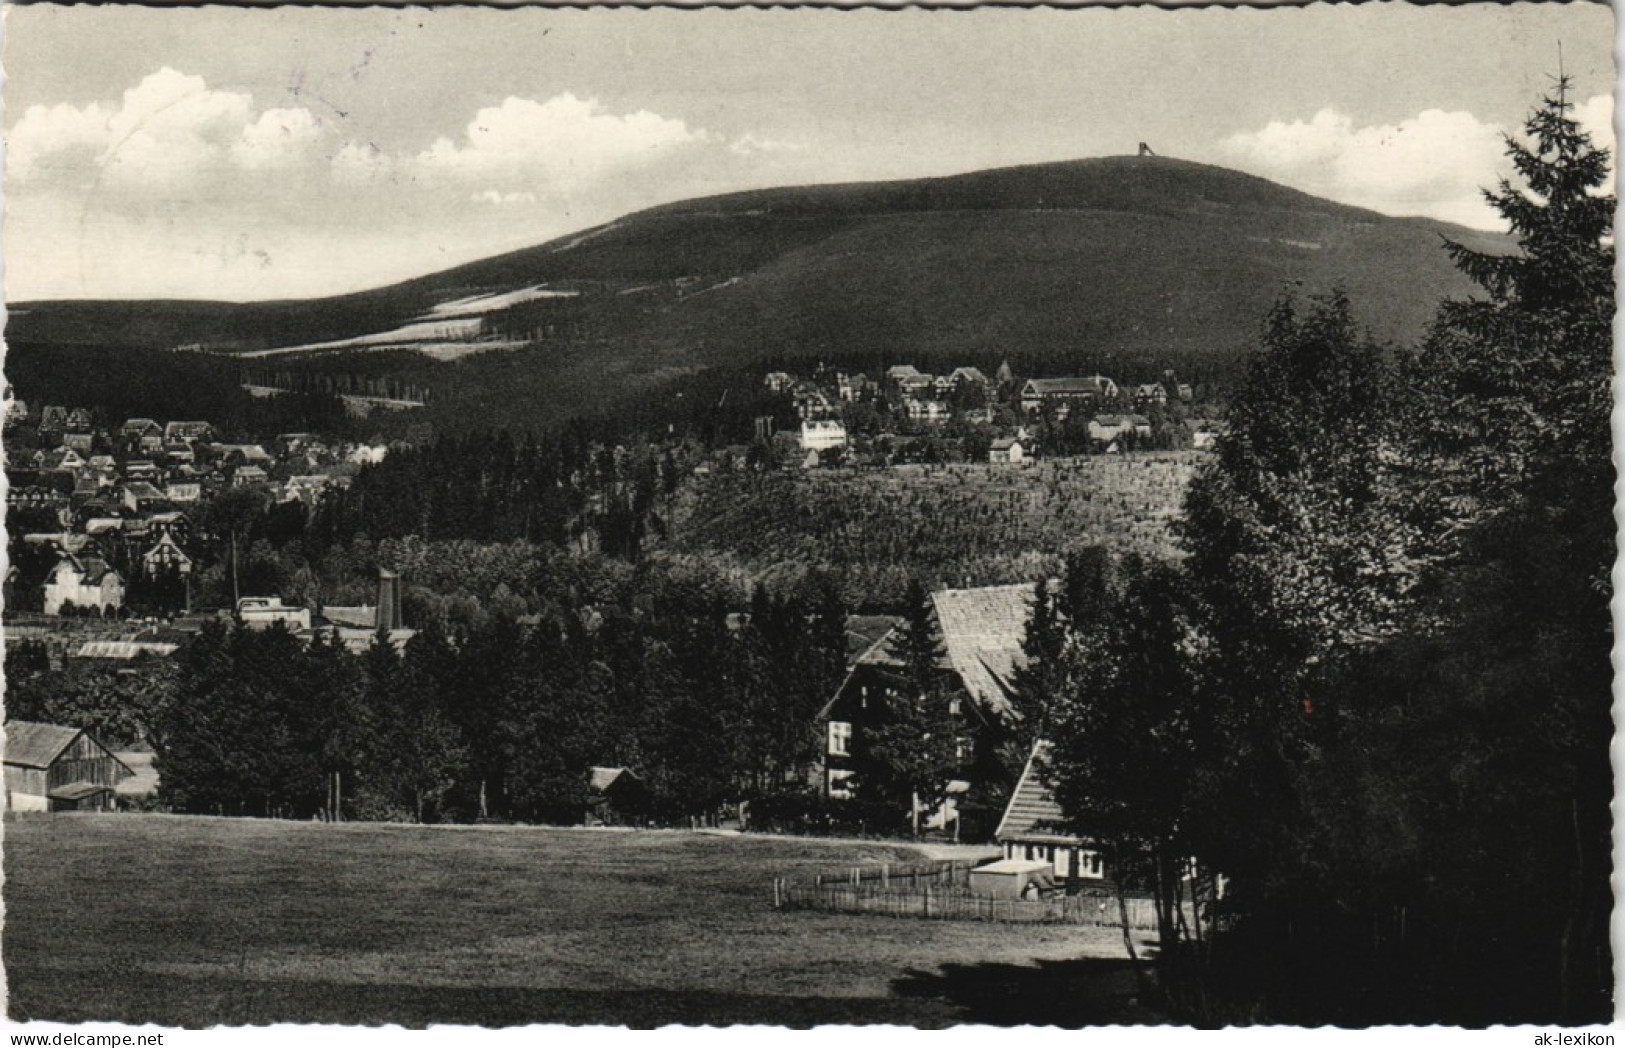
11,571,864,826
1029,88,1613,1024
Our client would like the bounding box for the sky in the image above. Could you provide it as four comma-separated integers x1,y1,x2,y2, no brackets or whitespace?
3,2,1615,302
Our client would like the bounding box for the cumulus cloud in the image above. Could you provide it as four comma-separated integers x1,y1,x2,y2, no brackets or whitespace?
8,67,328,190
1222,107,1508,228
331,140,394,187
5,67,798,299
232,107,328,170
417,93,707,192
8,100,114,183
1221,96,1616,229
1572,93,1616,157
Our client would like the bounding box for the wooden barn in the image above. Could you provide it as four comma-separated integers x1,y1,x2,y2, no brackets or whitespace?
995,742,1106,887
586,766,651,827
5,721,134,812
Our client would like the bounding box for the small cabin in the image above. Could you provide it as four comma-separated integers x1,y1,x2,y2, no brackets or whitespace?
5,721,133,813
586,766,651,827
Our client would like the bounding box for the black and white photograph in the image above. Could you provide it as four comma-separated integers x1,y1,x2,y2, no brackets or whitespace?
0,0,1616,1033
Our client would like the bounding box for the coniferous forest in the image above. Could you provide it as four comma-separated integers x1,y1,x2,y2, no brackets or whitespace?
1020,88,1615,1025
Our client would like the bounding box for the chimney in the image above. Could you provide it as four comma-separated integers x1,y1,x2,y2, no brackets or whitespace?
377,569,402,631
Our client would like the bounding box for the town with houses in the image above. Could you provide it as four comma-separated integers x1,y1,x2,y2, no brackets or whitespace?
761,361,1220,471
2,358,1215,833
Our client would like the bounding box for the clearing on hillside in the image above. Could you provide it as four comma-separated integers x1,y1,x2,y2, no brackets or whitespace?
4,815,1159,1028
665,453,1201,607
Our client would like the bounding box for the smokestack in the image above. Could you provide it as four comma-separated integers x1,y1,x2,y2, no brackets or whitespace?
378,569,402,631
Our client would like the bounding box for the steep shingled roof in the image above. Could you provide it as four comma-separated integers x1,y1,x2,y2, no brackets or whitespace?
931,584,1033,719
843,584,1033,720
995,742,1085,844
5,721,87,769
589,766,641,792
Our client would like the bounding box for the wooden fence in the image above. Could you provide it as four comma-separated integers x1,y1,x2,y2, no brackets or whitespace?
806,859,984,891
771,860,1175,929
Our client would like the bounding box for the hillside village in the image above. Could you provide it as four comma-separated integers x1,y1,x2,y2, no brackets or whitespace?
0,358,1209,828
4,394,389,622
757,362,1222,470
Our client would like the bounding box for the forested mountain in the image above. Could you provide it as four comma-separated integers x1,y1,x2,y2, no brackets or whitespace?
10,156,1507,434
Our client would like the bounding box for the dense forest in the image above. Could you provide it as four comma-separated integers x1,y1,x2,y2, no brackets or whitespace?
5,342,358,443
5,567,962,834
1020,89,1613,1025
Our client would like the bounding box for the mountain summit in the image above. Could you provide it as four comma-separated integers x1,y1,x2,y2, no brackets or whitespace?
11,156,1504,427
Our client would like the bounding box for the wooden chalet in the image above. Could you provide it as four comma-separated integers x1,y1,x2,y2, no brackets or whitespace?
818,585,1033,823
995,742,1106,886
4,721,134,812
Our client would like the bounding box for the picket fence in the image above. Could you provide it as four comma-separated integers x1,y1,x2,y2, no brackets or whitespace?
770,860,1166,929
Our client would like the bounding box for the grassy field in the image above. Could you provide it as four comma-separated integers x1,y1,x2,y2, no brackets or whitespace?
4,815,1159,1028
666,453,1202,607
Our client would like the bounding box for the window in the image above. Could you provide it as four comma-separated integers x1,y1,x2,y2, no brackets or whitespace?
827,768,855,799
827,720,852,757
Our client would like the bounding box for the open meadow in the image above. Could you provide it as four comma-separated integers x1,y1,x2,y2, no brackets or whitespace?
3,815,1157,1028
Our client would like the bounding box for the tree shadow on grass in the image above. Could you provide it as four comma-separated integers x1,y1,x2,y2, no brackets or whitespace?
891,955,1170,1027
8,972,971,1029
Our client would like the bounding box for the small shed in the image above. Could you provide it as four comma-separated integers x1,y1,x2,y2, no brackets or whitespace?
586,766,652,827
5,721,133,812
968,858,1057,899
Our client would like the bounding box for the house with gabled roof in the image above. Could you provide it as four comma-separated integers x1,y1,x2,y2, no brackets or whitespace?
121,418,164,453
36,447,85,473
37,405,68,435
4,721,134,813
64,408,95,433
233,464,270,487
141,532,193,577
42,553,125,616
995,741,1106,885
816,584,1034,818
1132,383,1168,407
